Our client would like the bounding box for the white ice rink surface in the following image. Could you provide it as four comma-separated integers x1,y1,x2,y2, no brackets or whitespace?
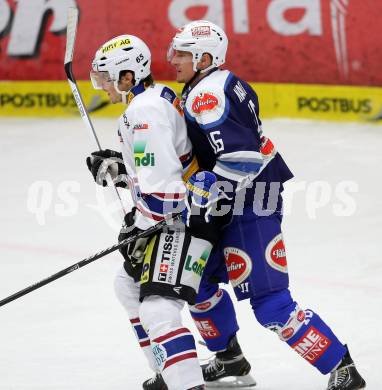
0,117,381,390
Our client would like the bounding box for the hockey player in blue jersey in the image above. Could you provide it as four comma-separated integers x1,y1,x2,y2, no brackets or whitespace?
165,20,366,390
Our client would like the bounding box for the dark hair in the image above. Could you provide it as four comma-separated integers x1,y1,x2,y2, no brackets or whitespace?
119,70,154,87
142,74,154,87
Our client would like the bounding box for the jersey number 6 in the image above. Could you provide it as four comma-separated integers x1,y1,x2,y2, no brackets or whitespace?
209,131,225,153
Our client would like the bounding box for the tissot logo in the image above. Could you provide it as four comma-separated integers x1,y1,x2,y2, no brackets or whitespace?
157,231,174,282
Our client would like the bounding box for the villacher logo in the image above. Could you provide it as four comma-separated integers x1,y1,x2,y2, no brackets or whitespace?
192,92,218,114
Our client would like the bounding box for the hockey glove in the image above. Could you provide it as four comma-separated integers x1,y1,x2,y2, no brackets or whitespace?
118,207,151,281
86,149,127,188
182,171,219,228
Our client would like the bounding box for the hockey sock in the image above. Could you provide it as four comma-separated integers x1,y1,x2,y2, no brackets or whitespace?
114,267,157,371
140,296,204,389
251,289,346,374
190,287,239,351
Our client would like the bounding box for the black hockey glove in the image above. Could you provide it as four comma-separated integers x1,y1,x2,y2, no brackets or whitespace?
86,149,127,188
118,207,151,282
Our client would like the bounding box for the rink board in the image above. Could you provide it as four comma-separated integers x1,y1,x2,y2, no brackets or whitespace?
0,81,381,122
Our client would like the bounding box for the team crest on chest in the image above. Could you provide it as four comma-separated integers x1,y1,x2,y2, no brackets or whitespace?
191,92,218,114
224,247,252,287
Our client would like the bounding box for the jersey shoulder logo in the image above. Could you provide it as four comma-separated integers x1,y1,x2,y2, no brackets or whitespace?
160,86,184,116
160,86,177,104
191,92,218,114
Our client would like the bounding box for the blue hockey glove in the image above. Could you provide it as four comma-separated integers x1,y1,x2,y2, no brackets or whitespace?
182,171,219,227
86,149,127,188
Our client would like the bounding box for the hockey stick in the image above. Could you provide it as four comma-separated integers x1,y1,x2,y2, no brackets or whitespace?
0,216,175,308
64,7,126,213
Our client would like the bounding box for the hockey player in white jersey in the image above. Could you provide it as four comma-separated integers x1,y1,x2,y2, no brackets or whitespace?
166,20,366,390
86,34,220,390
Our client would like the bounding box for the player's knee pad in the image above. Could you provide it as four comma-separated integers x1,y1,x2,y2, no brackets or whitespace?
250,289,296,331
251,289,346,374
189,288,239,351
251,289,316,344
139,295,184,338
113,266,140,316
195,276,220,303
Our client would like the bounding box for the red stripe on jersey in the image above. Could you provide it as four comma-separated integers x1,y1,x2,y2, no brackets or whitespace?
130,318,140,324
140,340,151,347
136,204,164,221
163,352,198,370
153,327,190,343
143,192,184,200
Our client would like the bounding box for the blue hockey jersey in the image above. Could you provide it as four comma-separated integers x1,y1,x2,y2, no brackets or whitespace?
182,69,294,214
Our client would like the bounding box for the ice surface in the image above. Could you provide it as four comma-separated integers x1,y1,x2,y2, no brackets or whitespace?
0,117,380,389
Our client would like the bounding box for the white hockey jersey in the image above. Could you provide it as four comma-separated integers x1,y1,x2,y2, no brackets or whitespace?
118,83,197,230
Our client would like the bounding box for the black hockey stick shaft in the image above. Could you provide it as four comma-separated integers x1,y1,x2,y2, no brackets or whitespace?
0,217,170,308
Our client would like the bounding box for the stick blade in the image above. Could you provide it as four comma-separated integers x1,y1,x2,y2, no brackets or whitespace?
65,7,79,65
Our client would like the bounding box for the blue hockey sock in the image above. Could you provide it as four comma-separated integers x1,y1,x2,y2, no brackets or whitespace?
189,288,239,351
252,289,346,374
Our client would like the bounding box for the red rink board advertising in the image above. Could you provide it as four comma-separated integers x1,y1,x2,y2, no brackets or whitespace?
0,0,381,86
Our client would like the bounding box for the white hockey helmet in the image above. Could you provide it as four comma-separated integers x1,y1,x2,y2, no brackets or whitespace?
168,20,228,73
91,34,151,89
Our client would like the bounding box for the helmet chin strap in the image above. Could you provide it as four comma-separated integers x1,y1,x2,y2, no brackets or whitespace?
186,69,201,89
113,80,130,104
192,54,215,74
197,63,215,74
187,63,217,89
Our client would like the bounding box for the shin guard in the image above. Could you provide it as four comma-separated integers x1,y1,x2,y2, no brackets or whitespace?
252,289,346,374
190,288,239,351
